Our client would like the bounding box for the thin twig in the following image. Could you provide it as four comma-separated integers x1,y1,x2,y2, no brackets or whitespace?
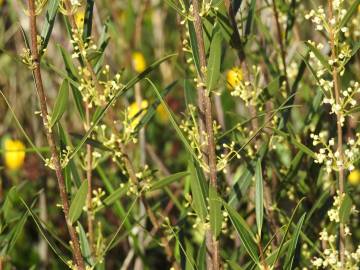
271,0,290,92
192,1,220,269
27,1,85,269
119,143,180,270
327,0,345,265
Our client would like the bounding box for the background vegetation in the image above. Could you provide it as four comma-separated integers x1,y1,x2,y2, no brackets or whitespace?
0,0,359,269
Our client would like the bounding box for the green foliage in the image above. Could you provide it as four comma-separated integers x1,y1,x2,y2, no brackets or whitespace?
0,0,359,269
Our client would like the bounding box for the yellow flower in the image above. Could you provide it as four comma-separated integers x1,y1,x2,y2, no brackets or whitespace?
3,139,25,171
156,104,168,123
74,8,85,29
128,100,148,129
348,169,360,186
132,52,147,73
226,67,243,90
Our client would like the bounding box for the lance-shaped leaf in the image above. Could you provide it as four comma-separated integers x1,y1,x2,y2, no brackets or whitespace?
255,159,264,236
50,80,69,128
209,186,222,238
339,193,352,224
40,0,59,55
304,41,331,71
206,28,222,91
224,203,259,264
69,180,88,224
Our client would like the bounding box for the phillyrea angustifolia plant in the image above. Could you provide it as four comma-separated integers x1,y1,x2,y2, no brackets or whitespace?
0,0,359,269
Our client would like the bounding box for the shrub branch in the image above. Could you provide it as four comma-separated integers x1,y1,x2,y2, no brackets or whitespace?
192,1,220,269
27,0,85,269
327,0,345,265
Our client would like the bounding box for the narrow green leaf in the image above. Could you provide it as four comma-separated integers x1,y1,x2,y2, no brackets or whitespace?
339,193,352,224
147,78,202,164
70,133,113,152
272,198,305,267
94,21,110,73
245,0,256,37
58,45,78,79
20,198,70,265
40,0,59,54
82,0,95,41
77,222,94,266
255,159,264,236
300,52,327,95
189,160,208,221
164,0,184,14
304,41,331,71
134,81,177,134
58,45,85,120
284,213,306,269
339,0,360,28
188,21,201,77
305,190,329,225
93,183,129,213
209,186,222,238
149,171,189,191
227,260,245,270
95,165,142,256
232,0,243,15
102,197,138,256
196,239,206,270
224,203,259,264
50,80,69,127
285,0,296,42
69,180,88,224
215,10,233,42
206,28,222,91
344,40,360,67
291,138,316,159
264,240,291,266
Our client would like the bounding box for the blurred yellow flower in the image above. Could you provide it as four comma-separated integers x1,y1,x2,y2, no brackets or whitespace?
226,67,243,90
128,100,148,129
3,139,25,171
156,104,168,123
0,0,4,7
132,52,147,73
75,8,85,29
348,169,360,186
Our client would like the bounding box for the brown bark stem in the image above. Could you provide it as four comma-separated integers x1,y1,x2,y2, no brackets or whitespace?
327,0,345,266
192,1,220,269
27,1,85,269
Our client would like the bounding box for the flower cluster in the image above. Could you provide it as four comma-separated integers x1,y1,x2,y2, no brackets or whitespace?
21,48,36,70
90,188,106,209
77,65,124,107
311,132,360,173
126,165,154,196
305,2,359,125
312,232,349,269
311,195,360,269
180,104,240,173
305,3,348,36
59,0,80,15
228,65,263,106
